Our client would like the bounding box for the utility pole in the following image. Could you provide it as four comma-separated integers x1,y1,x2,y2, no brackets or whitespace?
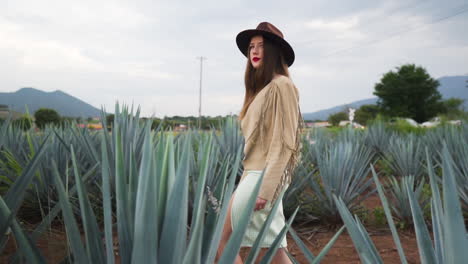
197,56,206,130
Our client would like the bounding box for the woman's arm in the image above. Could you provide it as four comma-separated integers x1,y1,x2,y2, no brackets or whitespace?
258,77,299,202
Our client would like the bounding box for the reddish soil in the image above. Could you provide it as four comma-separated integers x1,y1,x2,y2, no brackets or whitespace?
239,228,421,264
1,227,69,263
2,228,421,264
2,217,422,264
1,176,423,263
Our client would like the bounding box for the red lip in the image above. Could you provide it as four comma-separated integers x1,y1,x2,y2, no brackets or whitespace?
253,57,260,62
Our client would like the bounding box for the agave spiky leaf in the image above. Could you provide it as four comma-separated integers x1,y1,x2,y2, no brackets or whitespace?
51,161,90,263
333,194,383,263
282,162,315,218
100,130,115,264
217,169,265,264
406,178,436,263
436,128,468,211
0,196,46,263
335,125,364,145
384,133,425,179
203,146,242,264
286,226,316,263
212,115,244,159
158,132,192,264
310,225,345,264
0,113,12,148
259,205,300,264
0,133,50,242
364,119,392,157
309,141,375,222
131,124,159,262
6,163,99,264
113,119,133,263
387,175,430,225
70,145,106,263
434,143,468,263
371,166,408,264
303,127,329,167
245,187,290,263
187,133,212,238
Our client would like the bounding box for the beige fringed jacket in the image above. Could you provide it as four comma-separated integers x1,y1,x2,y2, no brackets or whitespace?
240,75,305,205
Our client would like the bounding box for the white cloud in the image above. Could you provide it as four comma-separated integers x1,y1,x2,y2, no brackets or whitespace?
304,17,359,31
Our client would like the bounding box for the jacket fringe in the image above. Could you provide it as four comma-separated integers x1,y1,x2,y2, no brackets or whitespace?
244,81,306,205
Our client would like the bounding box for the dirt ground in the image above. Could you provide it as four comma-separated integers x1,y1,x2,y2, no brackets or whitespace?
1,180,423,263
239,229,420,264
2,208,422,264
1,227,421,264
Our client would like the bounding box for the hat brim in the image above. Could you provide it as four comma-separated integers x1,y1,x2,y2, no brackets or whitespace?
236,29,295,67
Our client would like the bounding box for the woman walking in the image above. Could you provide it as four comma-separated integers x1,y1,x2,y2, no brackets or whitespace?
216,22,304,264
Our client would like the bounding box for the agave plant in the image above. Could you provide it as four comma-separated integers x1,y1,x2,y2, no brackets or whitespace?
0,125,74,221
333,143,468,263
386,175,431,227
423,123,462,164
364,118,393,157
308,141,376,223
334,125,365,145
383,133,425,180
422,126,445,165
0,133,50,262
423,124,468,212
301,127,328,167
0,104,351,263
435,129,468,212
0,118,31,160
39,120,311,263
0,114,11,148
282,160,317,221
212,115,244,158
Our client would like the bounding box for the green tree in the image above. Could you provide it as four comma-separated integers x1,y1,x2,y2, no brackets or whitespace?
355,104,380,126
373,64,444,123
34,108,61,129
440,97,465,119
328,111,348,126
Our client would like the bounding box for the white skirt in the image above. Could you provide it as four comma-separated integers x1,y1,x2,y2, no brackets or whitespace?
230,170,289,248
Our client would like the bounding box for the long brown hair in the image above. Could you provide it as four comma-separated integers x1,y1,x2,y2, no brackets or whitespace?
238,35,290,120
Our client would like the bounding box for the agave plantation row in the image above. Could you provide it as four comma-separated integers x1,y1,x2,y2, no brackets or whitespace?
0,104,467,263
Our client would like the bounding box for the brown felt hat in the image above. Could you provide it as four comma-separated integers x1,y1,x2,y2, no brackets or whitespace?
236,21,295,67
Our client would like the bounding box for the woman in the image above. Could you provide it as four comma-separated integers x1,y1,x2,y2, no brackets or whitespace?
216,22,304,264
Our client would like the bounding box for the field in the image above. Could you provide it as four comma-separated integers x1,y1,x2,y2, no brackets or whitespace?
1,105,467,263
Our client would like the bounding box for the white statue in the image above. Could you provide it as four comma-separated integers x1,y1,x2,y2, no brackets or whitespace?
349,108,355,123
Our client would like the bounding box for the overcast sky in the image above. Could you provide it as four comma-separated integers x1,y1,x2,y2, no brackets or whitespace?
1,0,467,117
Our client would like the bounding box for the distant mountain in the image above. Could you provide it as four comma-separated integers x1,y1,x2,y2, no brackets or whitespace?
438,75,468,103
302,75,468,121
0,88,102,117
303,98,378,121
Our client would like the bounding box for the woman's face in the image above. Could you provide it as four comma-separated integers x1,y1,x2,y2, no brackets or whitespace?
249,35,264,69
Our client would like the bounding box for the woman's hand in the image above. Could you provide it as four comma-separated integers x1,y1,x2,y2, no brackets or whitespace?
254,197,267,211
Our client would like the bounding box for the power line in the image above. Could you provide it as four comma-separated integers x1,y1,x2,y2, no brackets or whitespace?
352,0,431,35
298,0,431,47
315,3,468,60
